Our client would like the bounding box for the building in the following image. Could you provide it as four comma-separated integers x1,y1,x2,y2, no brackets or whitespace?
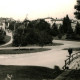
0,17,15,31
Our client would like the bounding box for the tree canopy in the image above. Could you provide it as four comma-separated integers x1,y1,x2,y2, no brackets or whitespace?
0,28,6,43
74,0,80,19
62,15,72,34
51,23,59,36
13,19,53,46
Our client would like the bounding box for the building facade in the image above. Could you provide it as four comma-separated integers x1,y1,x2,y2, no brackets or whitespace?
0,17,15,31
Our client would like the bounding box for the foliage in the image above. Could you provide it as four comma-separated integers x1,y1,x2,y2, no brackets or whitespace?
0,65,63,79
51,23,59,36
59,24,64,35
0,48,50,54
62,15,73,34
35,19,51,32
75,21,80,35
68,22,80,40
0,29,6,43
54,65,61,71
54,65,61,74
62,15,73,39
13,19,53,46
58,33,62,39
73,0,80,40
8,21,15,31
38,31,53,47
74,0,80,19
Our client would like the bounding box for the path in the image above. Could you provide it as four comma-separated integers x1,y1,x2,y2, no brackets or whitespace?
0,39,80,69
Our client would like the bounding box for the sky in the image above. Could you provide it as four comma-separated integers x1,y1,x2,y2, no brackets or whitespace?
0,0,76,21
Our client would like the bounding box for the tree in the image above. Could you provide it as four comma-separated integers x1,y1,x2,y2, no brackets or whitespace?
71,22,80,40
75,21,80,35
58,24,65,39
62,15,72,34
54,65,61,73
38,31,53,47
74,0,80,19
12,19,53,46
51,23,59,36
0,28,6,43
13,24,26,46
73,0,80,40
35,19,51,34
66,23,73,39
59,24,64,34
23,19,30,28
8,21,15,31
25,29,39,45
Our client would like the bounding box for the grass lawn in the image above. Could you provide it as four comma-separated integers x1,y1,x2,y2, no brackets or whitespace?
54,35,66,40
57,70,80,80
3,42,63,47
1,42,63,48
65,70,80,80
51,43,63,46
0,35,11,46
0,48,50,54
0,65,63,80
64,47,80,51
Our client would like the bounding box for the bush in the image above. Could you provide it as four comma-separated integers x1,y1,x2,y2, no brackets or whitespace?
58,34,62,39
54,65,61,71
0,29,6,43
13,20,53,46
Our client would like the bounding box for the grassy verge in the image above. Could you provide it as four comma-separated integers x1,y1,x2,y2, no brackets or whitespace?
0,65,63,80
64,47,80,51
0,35,11,46
54,35,66,40
3,42,63,47
51,43,63,46
1,42,63,48
0,48,50,54
4,35,11,43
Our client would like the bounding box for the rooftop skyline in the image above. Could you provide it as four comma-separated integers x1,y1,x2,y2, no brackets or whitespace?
0,0,76,21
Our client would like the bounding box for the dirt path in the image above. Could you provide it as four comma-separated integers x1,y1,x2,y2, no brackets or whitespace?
0,38,80,69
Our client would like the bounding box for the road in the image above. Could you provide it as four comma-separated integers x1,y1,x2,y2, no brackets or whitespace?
0,38,80,69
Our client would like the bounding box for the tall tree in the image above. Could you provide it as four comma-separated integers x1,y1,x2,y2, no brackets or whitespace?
62,15,72,34
8,21,15,31
75,21,80,35
74,0,80,19
51,23,59,36
35,19,51,33
73,0,80,40
0,28,6,43
59,24,64,34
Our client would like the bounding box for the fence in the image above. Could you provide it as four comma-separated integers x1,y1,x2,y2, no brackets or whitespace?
62,52,80,69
